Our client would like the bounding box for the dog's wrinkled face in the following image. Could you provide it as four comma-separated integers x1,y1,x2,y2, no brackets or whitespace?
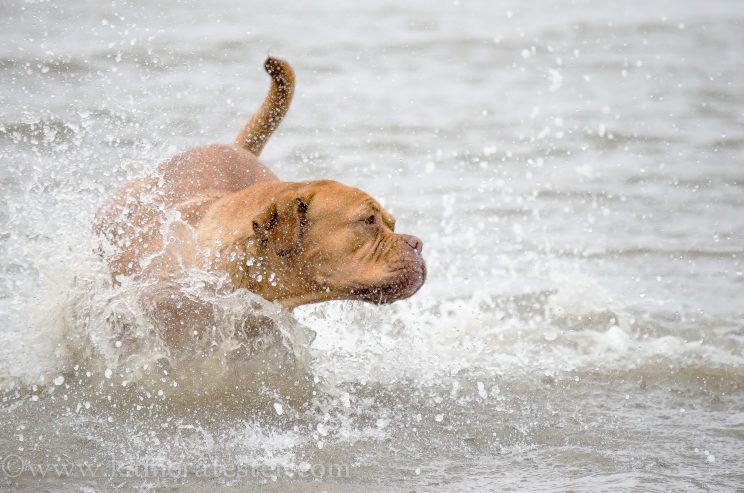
251,180,426,306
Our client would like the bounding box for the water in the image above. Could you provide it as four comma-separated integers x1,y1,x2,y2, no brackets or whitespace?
1,0,743,491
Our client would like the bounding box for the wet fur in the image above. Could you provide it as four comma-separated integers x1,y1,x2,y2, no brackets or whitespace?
94,57,425,344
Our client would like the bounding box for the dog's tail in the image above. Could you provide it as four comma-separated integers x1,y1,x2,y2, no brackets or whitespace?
234,56,295,156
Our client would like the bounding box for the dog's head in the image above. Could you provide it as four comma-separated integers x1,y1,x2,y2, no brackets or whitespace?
250,180,426,307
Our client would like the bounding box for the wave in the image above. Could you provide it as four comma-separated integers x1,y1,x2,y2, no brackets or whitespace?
2,247,742,403
298,271,744,391
0,254,316,409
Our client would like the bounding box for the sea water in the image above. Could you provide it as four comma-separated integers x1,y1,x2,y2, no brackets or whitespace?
1,0,742,490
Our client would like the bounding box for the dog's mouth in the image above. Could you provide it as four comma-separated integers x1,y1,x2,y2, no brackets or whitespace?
350,258,426,304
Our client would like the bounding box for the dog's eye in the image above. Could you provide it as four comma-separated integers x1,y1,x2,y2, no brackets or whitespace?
364,215,376,225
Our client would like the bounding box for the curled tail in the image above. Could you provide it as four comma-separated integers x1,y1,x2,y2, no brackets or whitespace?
235,56,295,156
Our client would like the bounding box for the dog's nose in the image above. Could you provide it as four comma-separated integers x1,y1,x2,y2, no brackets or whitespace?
401,234,423,254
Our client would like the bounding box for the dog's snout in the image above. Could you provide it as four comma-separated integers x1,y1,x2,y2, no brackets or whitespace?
401,234,423,254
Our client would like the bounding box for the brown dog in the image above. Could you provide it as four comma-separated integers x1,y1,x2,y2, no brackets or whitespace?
94,57,426,342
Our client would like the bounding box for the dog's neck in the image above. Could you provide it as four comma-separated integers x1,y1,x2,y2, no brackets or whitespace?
223,237,312,308
194,185,332,309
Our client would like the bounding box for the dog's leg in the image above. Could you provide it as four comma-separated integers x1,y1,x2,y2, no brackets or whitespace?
234,57,295,156
139,280,215,347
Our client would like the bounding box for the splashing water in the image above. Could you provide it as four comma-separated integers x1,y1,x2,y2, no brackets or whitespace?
2,0,743,491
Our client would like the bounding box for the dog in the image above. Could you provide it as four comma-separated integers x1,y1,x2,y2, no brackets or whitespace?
93,57,426,344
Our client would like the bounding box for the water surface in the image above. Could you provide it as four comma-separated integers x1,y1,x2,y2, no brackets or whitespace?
1,0,743,491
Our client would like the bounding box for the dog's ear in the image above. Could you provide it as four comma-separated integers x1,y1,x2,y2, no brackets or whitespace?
252,193,308,256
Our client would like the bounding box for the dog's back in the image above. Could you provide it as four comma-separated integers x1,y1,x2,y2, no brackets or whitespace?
93,58,295,280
